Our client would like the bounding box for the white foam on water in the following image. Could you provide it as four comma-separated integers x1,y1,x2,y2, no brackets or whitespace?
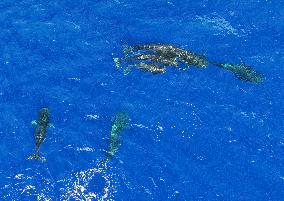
196,12,247,37
1,170,54,200
76,147,96,152
1,162,116,200
59,161,116,201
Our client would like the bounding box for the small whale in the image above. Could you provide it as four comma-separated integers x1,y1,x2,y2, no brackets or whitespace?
125,62,166,75
28,108,53,161
114,52,178,73
114,55,167,75
211,62,263,83
105,112,129,163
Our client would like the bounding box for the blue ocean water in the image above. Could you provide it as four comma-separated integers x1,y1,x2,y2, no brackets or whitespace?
0,0,283,200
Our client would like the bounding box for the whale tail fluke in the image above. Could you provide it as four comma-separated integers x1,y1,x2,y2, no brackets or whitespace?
113,57,122,70
27,150,46,162
122,44,134,57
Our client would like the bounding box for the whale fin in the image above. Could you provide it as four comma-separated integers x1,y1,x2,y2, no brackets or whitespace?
27,149,46,162
113,58,122,70
48,123,55,128
31,120,38,127
124,65,135,75
27,154,46,162
122,45,133,57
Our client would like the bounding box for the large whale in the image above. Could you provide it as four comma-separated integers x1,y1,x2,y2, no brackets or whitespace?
28,108,52,161
211,62,263,83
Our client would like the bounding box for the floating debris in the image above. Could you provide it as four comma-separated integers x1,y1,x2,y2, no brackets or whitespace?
212,62,263,83
105,112,129,163
28,108,53,162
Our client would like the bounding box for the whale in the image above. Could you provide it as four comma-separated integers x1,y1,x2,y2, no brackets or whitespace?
28,108,53,161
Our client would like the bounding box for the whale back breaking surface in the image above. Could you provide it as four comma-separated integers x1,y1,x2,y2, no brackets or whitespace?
28,108,50,162
212,62,263,83
115,44,209,75
105,112,129,163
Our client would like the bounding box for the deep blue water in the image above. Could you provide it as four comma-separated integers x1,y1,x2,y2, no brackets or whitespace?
0,0,283,200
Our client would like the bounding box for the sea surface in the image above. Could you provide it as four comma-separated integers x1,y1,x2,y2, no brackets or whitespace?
0,0,283,200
